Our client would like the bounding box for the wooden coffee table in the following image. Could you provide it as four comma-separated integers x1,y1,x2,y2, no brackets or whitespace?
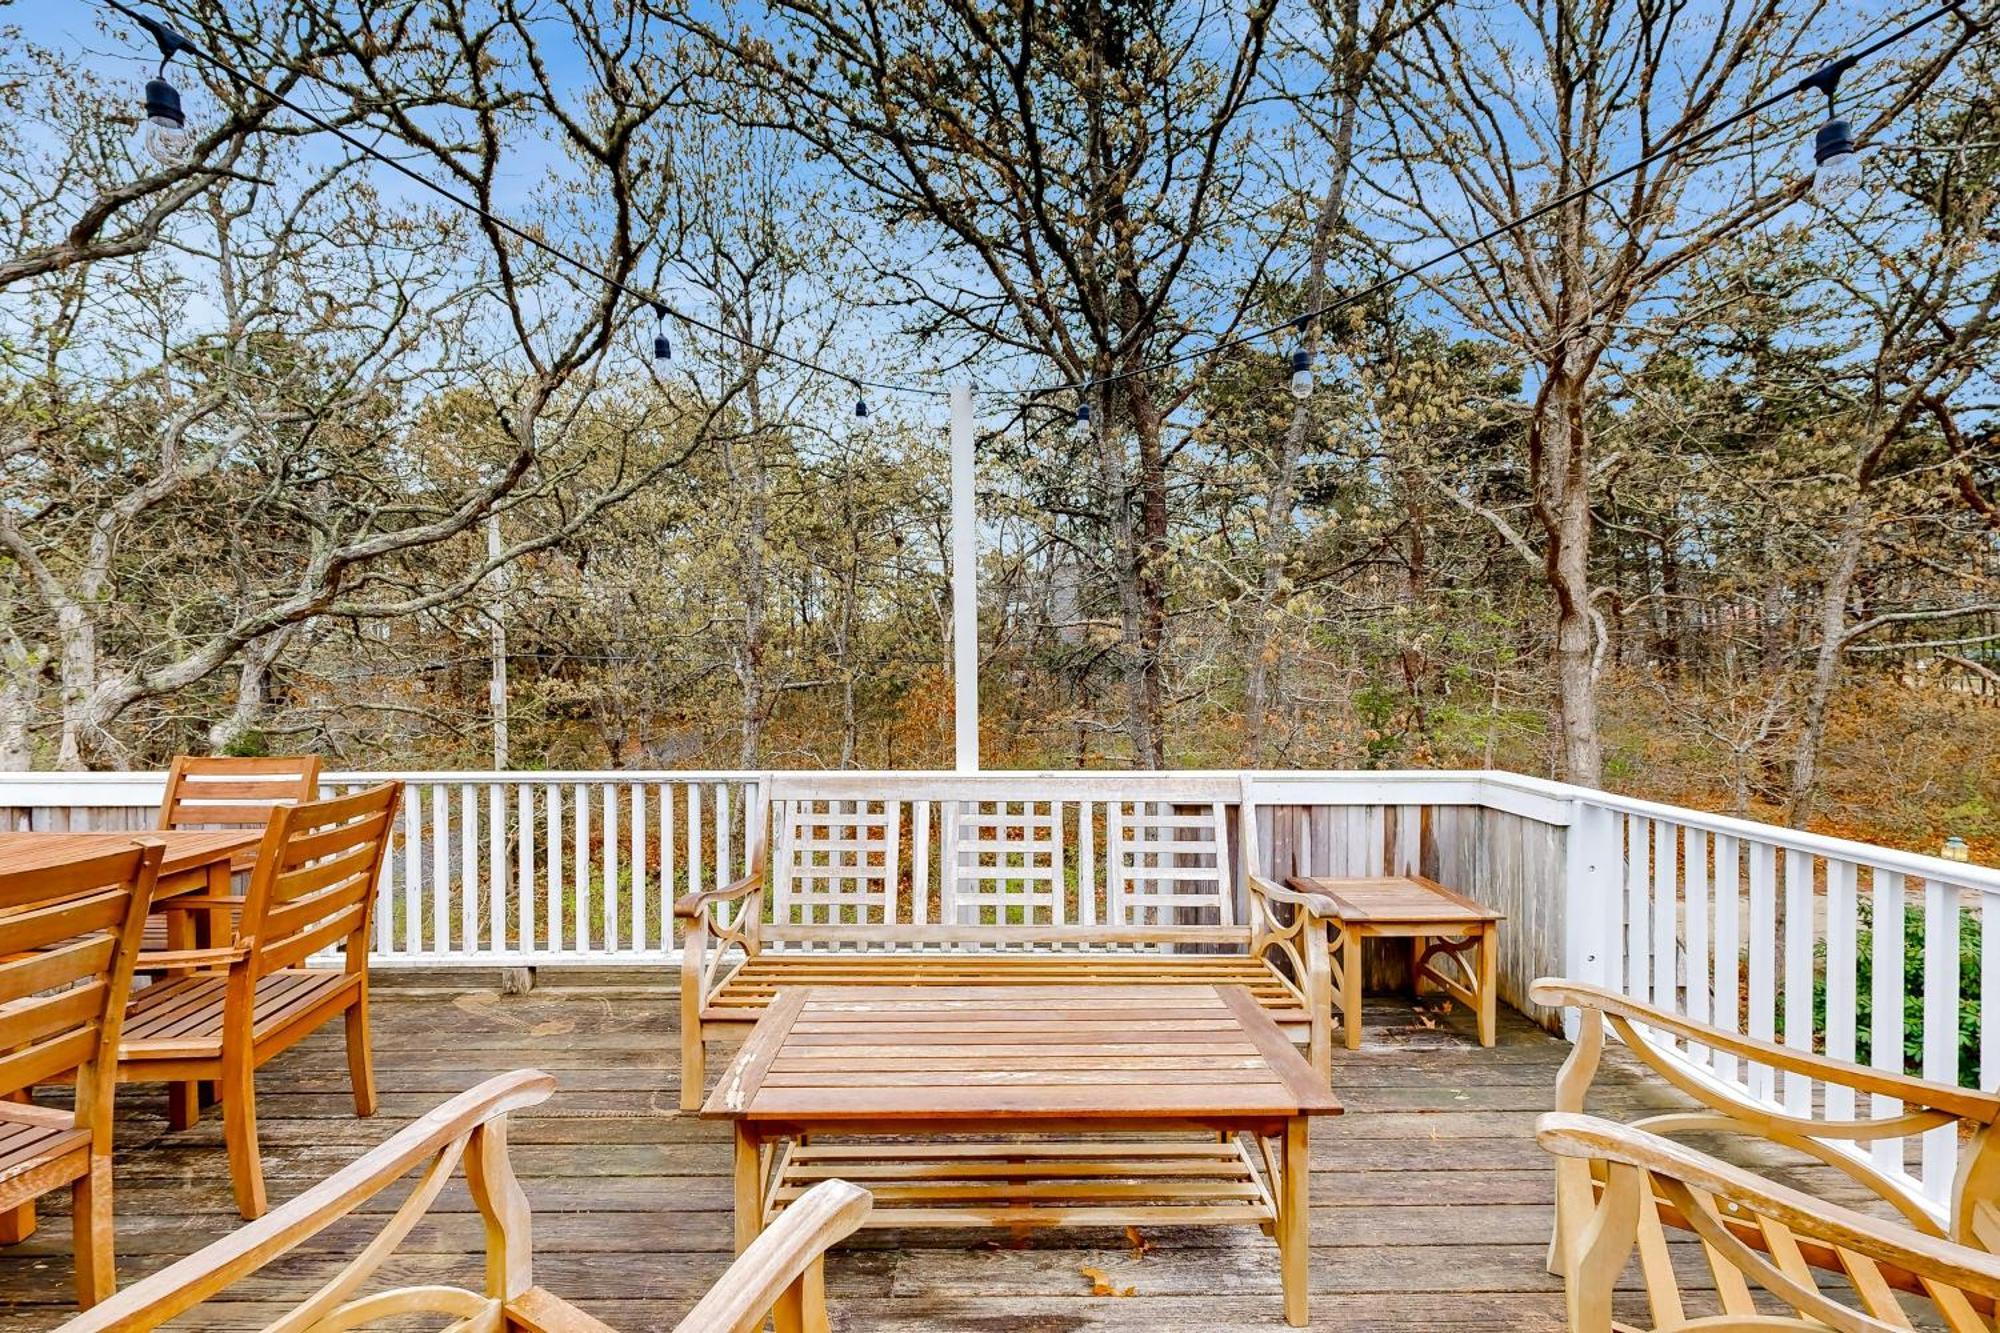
703,982,1341,1326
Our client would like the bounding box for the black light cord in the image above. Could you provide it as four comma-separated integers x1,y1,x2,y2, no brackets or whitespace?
96,0,1974,411
97,0,949,400
1036,0,1976,400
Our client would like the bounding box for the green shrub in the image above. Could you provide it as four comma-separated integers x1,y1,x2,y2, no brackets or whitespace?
1812,900,1981,1087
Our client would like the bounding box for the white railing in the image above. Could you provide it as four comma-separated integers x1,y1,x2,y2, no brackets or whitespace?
5,764,1996,1214
1553,781,2000,1215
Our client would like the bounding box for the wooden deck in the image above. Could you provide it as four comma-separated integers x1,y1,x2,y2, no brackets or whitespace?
0,976,1850,1330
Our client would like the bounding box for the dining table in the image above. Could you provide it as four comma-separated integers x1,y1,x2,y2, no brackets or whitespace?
0,828,261,960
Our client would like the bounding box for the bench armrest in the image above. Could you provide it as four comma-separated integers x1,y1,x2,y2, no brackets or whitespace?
673,872,765,920
1532,976,2000,1124
1246,874,1341,917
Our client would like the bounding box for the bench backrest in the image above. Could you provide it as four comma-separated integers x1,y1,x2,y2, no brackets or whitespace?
762,774,1240,945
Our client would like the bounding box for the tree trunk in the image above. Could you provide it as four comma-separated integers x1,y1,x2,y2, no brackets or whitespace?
1127,382,1171,769
1533,364,1604,788
1786,493,1870,827
208,625,297,753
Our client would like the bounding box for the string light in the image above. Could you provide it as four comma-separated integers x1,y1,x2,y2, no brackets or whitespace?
1073,401,1092,437
1031,1,1968,401
99,1,943,404
1801,58,1864,207
132,12,193,164
1287,318,1315,401
649,302,671,364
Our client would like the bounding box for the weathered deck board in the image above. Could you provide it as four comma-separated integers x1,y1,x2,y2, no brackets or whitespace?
0,977,1881,1329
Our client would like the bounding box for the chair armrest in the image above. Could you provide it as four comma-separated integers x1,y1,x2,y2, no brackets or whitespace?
1531,977,2000,1124
673,872,765,920
669,1180,871,1333
1247,874,1341,917
154,894,249,913
138,944,251,970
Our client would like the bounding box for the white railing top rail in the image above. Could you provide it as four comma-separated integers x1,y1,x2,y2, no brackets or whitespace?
1,765,1991,889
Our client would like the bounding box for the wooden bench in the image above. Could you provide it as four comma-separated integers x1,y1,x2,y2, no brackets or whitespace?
53,1069,873,1333
1541,1111,2000,1330
676,775,1336,1108
1533,978,2000,1269
1282,874,1502,1049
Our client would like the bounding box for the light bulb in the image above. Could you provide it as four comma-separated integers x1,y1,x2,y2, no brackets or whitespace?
142,118,192,165
1813,117,1861,208
1073,402,1092,436
1289,367,1314,400
1813,151,1862,206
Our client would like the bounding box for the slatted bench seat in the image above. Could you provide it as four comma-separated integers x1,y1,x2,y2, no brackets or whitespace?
676,775,1335,1108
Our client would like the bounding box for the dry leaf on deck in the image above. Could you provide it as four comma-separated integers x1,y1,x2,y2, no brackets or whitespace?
1080,1265,1138,1297
1124,1226,1152,1258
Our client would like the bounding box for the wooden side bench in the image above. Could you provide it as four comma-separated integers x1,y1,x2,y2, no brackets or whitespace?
54,1069,873,1333
676,775,1335,1108
1285,874,1502,1049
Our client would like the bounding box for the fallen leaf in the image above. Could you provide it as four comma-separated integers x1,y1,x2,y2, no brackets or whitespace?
1080,1266,1138,1297
1124,1226,1152,1258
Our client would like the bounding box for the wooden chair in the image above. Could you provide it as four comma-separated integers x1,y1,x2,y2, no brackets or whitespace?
117,782,401,1220
1540,1110,2000,1331
1532,977,2000,1262
147,755,324,1005
0,840,161,1307
52,1069,872,1333
155,754,323,858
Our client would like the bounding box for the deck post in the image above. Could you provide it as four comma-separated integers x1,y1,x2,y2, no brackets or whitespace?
1561,797,1620,1041
950,383,979,772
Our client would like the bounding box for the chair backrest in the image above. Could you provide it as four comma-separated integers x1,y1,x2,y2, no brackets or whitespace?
52,1068,870,1333
157,755,323,832
1540,1111,2000,1332
760,774,1243,945
0,842,160,1143
240,783,402,976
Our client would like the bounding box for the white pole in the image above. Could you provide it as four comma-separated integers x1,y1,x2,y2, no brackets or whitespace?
949,384,979,772
486,513,510,769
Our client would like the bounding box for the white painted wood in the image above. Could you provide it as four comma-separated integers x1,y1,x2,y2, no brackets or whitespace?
1079,802,1096,927
602,782,618,953
913,800,930,926
487,783,506,955
1713,834,1741,1085
1985,888,2000,1093
1653,820,1677,1021
518,784,535,957
403,784,422,956
1782,848,1814,1114
1746,841,1777,1104
1625,816,1650,1004
658,783,675,948
1922,877,1961,1200
1685,828,1710,1030
1824,860,1858,1121
687,783,703,904
574,782,591,955
630,783,645,952
950,383,978,773
459,783,477,955
1871,869,1906,1173
546,784,563,954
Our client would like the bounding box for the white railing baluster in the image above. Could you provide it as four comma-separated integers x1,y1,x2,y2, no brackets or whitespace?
1871,869,1907,1174
488,783,506,956
601,783,617,954
687,783,703,906
630,782,645,953
1746,841,1777,1104
518,784,535,960
1712,834,1740,1085
1653,821,1677,1022
1782,849,1815,1113
1625,816,1651,1003
546,784,563,954
1686,828,1710,1030
1824,860,1858,1121
430,783,449,955
658,782,674,950
459,783,477,957
913,800,930,926
403,785,422,956
1922,877,1961,1200
1984,886,2000,1093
